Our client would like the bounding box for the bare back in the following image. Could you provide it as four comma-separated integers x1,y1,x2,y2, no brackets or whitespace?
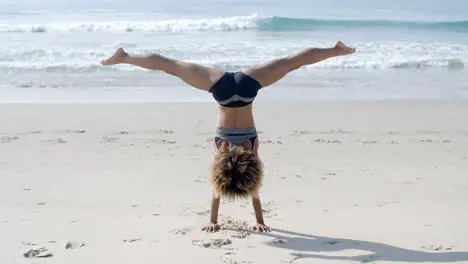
217,104,255,128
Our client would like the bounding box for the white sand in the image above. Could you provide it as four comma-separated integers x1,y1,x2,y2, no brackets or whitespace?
1,101,468,264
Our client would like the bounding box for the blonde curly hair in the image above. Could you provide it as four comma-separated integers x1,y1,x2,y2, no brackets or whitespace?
210,139,264,201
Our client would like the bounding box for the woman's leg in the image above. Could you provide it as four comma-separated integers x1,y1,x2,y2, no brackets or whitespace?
242,41,355,88
101,48,225,92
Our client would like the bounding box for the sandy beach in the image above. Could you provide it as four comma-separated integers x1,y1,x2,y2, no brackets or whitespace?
1,101,468,264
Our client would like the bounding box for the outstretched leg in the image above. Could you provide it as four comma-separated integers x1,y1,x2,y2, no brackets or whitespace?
101,48,225,91
242,41,355,88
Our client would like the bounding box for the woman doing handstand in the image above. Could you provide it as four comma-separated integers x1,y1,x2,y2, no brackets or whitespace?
101,40,355,232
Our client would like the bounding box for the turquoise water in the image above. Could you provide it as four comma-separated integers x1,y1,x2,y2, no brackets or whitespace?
1,0,467,103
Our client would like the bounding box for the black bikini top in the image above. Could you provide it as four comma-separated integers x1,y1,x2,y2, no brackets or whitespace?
209,72,261,107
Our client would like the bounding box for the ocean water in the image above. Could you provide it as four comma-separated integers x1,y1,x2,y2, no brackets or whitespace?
1,0,467,103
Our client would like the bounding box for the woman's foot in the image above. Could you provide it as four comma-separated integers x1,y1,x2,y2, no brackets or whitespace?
335,41,355,55
101,48,128,65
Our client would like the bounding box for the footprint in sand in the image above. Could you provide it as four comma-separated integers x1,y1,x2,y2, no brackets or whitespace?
65,129,86,134
419,130,443,135
65,241,86,250
272,238,288,244
421,244,454,251
258,201,277,219
361,256,380,263
192,238,232,249
101,136,118,143
288,254,303,264
293,129,352,136
181,205,212,217
159,129,174,134
320,172,336,180
220,218,252,239
321,240,341,245
221,255,252,264
223,247,238,256
195,210,210,216
42,139,67,144
123,238,142,243
23,246,53,258
192,144,207,149
1,136,20,143
22,241,38,246
259,208,277,219
376,201,399,207
259,139,283,144
171,227,192,235
160,138,176,144
420,139,452,144
362,140,378,144
313,139,341,144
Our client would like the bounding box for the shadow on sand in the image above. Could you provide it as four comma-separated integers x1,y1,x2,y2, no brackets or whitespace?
254,228,468,263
